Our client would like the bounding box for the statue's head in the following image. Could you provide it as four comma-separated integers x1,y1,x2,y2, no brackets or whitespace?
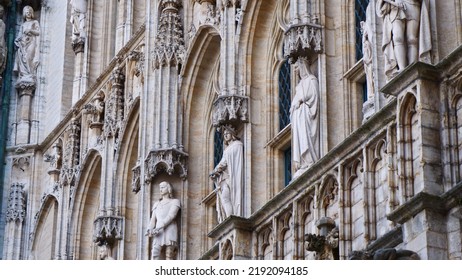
0,5,4,17
159,181,173,198
23,6,34,19
297,57,311,79
222,125,239,142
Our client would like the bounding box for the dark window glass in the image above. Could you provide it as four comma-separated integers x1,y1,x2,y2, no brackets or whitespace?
214,129,223,168
279,60,291,130
355,0,370,61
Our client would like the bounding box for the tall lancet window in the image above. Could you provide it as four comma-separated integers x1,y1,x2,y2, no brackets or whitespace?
278,59,291,130
355,0,370,61
214,129,223,168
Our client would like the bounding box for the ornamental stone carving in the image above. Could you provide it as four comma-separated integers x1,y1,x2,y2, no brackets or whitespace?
284,24,322,64
6,183,26,223
145,149,188,183
44,142,62,177
131,161,141,193
281,0,323,63
212,94,249,127
93,215,124,246
83,91,105,129
60,118,81,186
152,0,185,69
103,68,125,138
128,48,145,79
349,248,420,260
305,217,339,260
12,156,30,171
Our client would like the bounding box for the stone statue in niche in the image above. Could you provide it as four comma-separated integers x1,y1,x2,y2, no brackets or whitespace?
376,0,432,81
290,57,320,179
0,5,6,75
14,5,40,86
69,0,87,43
210,125,244,222
98,242,114,260
146,181,181,260
361,3,375,99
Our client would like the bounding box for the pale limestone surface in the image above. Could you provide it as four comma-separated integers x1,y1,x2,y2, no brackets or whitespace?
1,0,462,260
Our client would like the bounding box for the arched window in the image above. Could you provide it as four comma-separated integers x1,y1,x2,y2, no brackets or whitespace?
213,129,223,168
355,0,370,61
278,59,291,130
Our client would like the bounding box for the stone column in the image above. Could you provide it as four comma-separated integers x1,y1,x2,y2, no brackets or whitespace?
146,0,188,183
15,83,35,145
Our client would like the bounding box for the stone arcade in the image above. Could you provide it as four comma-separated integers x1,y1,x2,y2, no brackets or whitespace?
1,0,462,260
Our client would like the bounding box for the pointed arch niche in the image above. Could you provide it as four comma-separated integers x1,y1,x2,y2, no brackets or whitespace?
181,25,221,257
115,100,140,260
69,152,102,259
31,196,58,260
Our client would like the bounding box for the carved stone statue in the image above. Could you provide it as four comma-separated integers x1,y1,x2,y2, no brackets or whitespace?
146,181,181,260
349,248,420,260
14,6,40,86
290,57,320,178
210,125,244,222
69,0,87,43
376,0,432,80
304,227,339,260
361,3,375,99
0,5,6,75
98,242,114,260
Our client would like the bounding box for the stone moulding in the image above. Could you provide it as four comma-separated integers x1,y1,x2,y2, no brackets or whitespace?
283,23,323,64
144,148,188,183
207,215,252,239
387,192,446,224
386,191,451,224
93,215,124,246
212,94,249,127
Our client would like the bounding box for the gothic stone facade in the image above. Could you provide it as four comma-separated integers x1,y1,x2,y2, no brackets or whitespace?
1,0,462,260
